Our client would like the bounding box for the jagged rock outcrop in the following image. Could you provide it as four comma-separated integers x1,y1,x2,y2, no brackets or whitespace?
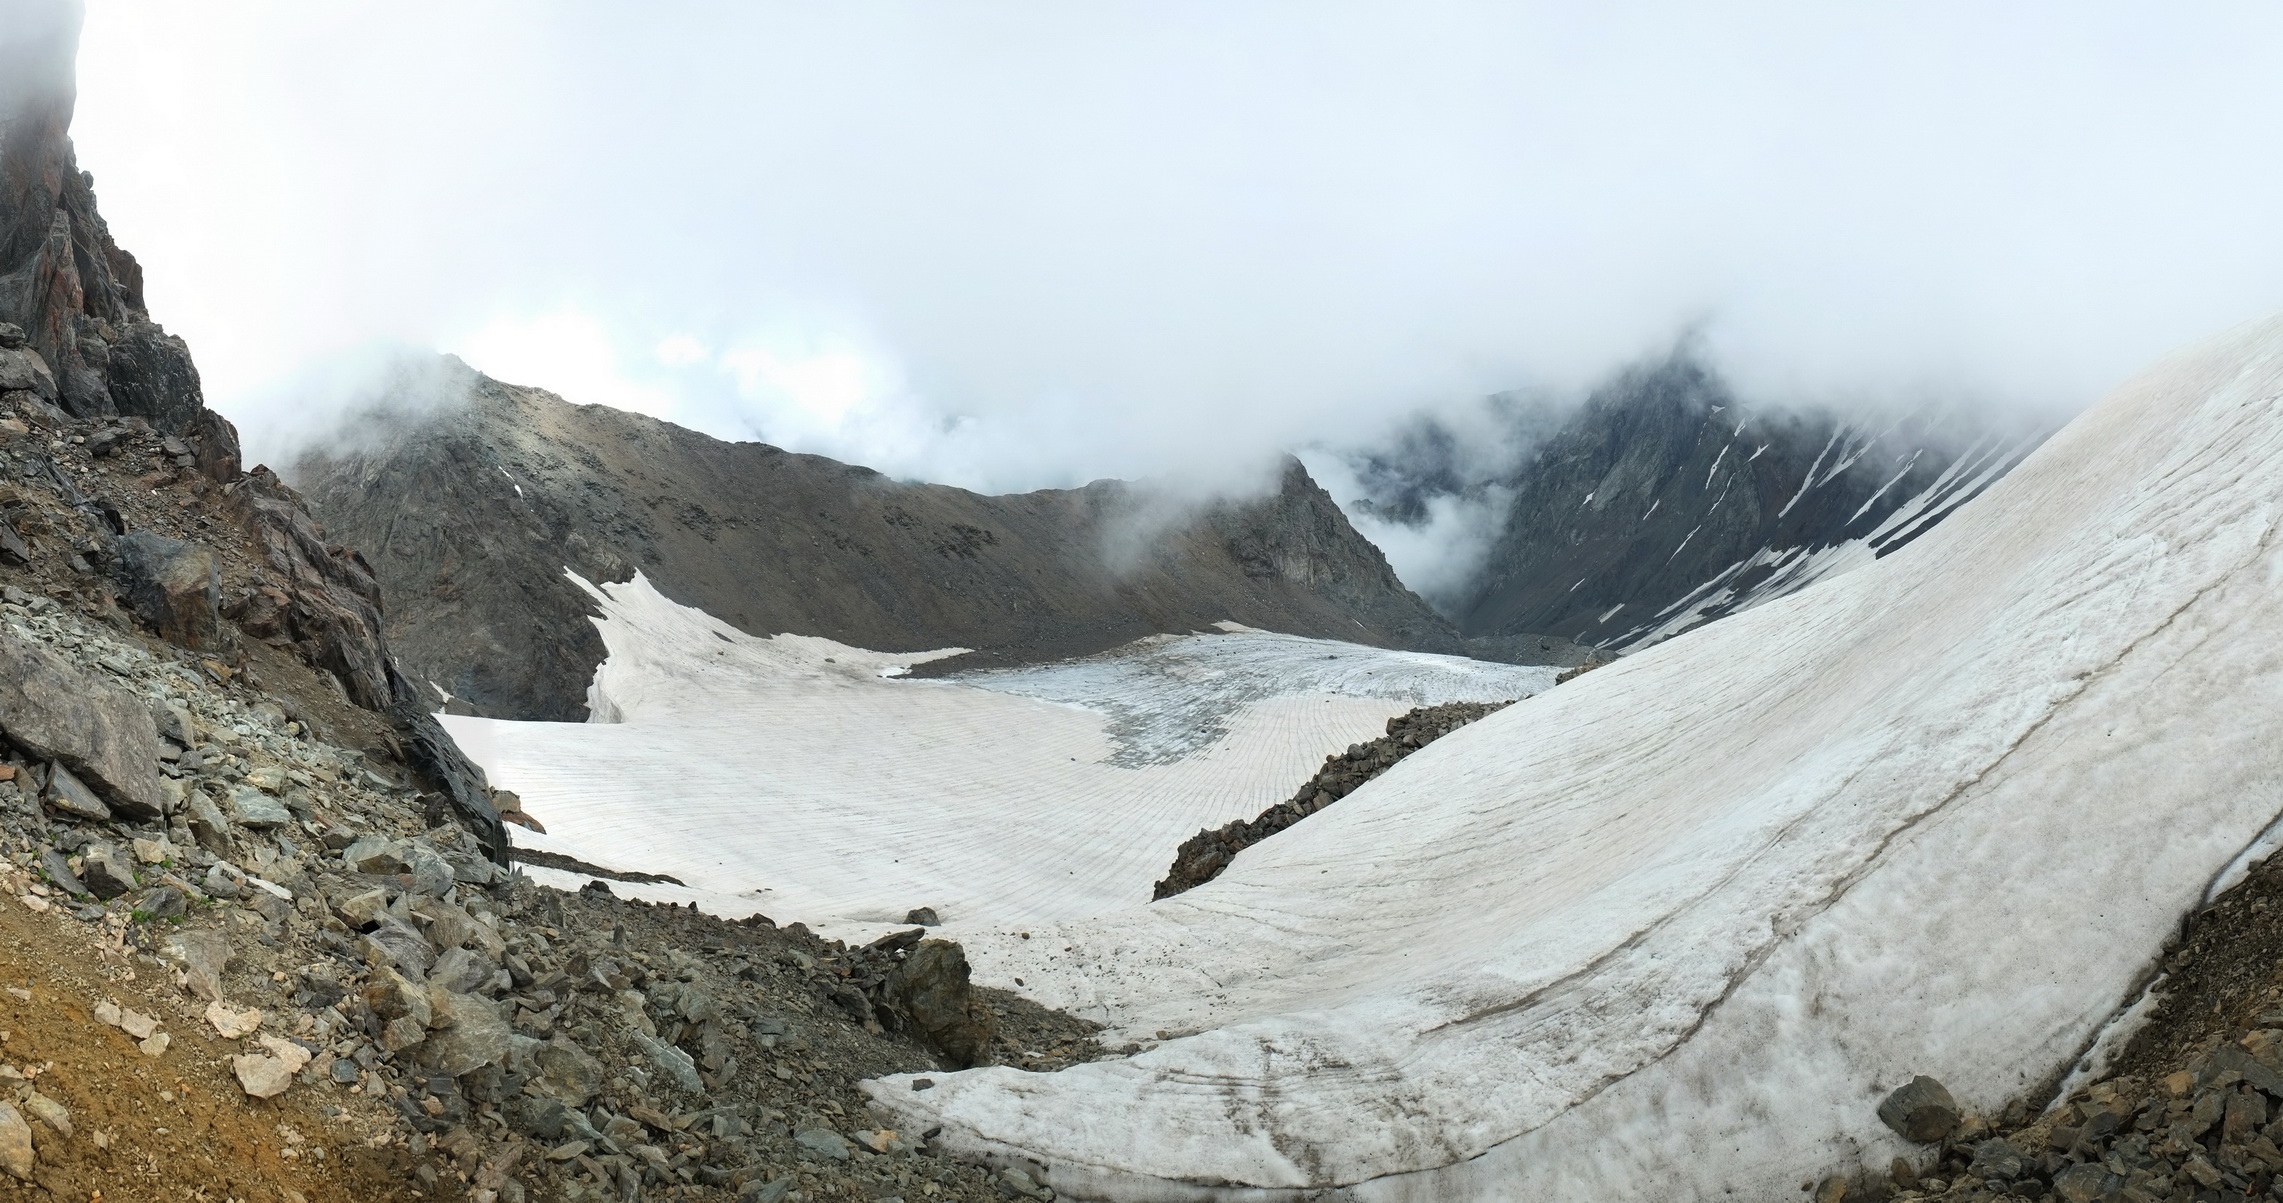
293,362,1466,719
0,5,213,440
0,1,502,854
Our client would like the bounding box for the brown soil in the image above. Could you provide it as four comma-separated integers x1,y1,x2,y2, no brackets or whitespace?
0,889,423,1203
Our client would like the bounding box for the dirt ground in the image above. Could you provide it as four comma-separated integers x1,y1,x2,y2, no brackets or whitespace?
0,890,430,1202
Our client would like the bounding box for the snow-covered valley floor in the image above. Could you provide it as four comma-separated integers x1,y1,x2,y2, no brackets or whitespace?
440,585,1553,936
442,316,2283,1202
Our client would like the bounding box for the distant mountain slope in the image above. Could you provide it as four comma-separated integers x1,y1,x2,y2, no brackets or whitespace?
292,360,1466,720
1338,351,2047,652
1454,355,2044,648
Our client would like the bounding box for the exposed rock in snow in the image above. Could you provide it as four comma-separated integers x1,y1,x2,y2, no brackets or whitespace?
861,316,2283,1199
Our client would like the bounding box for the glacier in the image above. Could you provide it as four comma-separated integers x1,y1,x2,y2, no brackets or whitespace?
857,317,2283,1198
440,578,1552,935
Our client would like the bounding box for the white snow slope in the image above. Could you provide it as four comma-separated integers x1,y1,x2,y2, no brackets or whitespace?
440,586,1552,935
861,317,2283,1200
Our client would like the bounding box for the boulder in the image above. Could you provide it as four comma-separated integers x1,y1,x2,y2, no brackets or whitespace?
78,843,136,899
424,992,512,1076
107,532,222,649
36,847,86,897
884,938,997,1069
185,793,231,849
1876,1075,1961,1143
225,785,289,829
362,967,433,1028
159,928,230,1001
0,634,166,819
530,1037,603,1106
342,834,409,875
41,762,108,821
0,1101,30,1179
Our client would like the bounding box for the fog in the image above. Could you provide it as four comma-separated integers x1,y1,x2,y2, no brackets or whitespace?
68,3,2283,506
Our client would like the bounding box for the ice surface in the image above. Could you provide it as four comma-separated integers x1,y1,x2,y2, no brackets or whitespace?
860,317,2283,1199
442,578,1551,935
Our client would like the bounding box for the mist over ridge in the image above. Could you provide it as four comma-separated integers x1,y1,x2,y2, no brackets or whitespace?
63,1,2283,514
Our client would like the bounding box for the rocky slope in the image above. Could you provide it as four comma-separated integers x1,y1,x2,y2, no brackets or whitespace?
291,362,1466,720
0,8,1134,1198
1339,350,2046,653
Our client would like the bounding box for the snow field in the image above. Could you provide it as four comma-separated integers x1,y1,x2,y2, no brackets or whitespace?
863,316,2283,1199
441,578,1554,936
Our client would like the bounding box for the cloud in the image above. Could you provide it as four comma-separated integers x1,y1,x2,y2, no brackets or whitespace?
63,1,2283,505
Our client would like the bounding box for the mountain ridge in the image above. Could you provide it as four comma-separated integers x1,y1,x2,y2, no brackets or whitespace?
291,359,1471,721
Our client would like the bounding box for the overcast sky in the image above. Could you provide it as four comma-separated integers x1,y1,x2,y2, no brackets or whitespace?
69,2,2283,492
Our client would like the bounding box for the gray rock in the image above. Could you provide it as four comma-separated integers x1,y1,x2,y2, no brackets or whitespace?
531,1037,602,1106
20,1092,68,1139
342,834,409,875
138,885,187,920
631,1031,703,1094
43,762,111,821
107,532,223,650
147,700,192,748
37,847,88,897
0,634,167,819
363,915,435,981
0,1100,29,1179
225,785,290,829
2052,1162,2118,1203
430,946,490,994
186,793,232,850
407,847,455,897
0,324,24,350
334,886,388,927
159,928,230,1001
79,843,136,899
329,1058,360,1085
425,992,512,1076
200,863,240,899
793,1127,850,1161
885,938,997,1068
507,1095,570,1141
905,907,939,926
1875,1075,1960,1143
1968,1137,2024,1181
739,1180,791,1203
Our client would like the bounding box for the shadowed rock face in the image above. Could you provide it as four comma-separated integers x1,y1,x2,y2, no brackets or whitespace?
0,1,505,857
0,3,218,447
292,362,1467,720
1417,352,2046,651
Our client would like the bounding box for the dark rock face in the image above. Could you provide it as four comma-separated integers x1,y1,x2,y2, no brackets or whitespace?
0,631,165,818
292,364,1465,720
1878,1075,1962,1143
882,938,996,1070
107,530,221,648
0,4,503,858
1154,699,1513,899
1340,351,2046,654
1450,353,2046,650
0,9,214,438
